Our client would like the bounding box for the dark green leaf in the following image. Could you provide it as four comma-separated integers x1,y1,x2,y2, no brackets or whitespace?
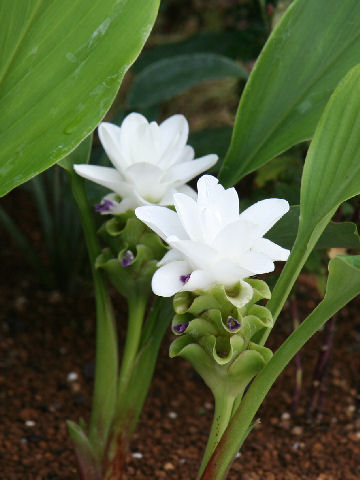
128,53,248,108
220,0,360,186
133,29,264,72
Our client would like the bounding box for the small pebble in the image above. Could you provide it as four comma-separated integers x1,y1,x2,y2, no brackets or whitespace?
204,402,213,410
131,452,143,459
164,462,175,470
291,426,303,436
66,372,79,382
25,420,36,427
281,412,291,420
236,452,241,458
168,411,178,419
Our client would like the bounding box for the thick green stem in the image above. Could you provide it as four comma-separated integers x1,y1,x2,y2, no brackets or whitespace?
117,294,148,403
198,391,235,479
66,170,118,460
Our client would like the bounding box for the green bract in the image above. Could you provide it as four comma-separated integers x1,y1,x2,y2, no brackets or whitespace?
169,281,272,398
96,210,166,299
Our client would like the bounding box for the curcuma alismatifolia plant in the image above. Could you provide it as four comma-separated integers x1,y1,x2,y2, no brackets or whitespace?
2,0,360,479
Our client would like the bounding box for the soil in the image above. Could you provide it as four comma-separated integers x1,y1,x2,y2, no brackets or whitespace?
1,190,360,480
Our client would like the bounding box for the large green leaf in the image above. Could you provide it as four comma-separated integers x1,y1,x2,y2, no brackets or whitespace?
0,0,159,197
201,255,360,479
132,29,264,72
128,53,248,108
219,0,360,187
300,65,360,234
267,64,360,322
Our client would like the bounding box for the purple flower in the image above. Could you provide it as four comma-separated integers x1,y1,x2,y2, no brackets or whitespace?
94,199,114,213
226,316,242,331
121,250,135,267
173,322,189,334
180,273,191,284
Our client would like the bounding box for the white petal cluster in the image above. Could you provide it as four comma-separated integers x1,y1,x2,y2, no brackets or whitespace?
135,175,290,297
74,113,218,214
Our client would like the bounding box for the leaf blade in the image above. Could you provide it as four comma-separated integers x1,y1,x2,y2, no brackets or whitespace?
219,0,360,186
0,0,160,197
128,53,248,108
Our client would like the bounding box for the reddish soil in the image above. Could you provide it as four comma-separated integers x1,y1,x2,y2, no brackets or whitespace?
1,190,360,479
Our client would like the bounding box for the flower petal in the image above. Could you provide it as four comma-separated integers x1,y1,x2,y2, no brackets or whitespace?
237,251,275,275
253,237,290,261
182,269,213,292
167,154,218,185
98,122,129,171
119,113,148,164
197,175,239,226
130,121,162,166
157,248,184,266
135,206,187,241
239,199,290,236
212,219,263,256
168,238,217,271
152,260,191,297
159,114,189,158
176,184,197,199
74,164,131,197
173,193,203,241
124,163,168,202
210,259,252,286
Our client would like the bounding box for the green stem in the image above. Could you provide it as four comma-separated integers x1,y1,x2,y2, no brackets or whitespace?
261,214,334,345
102,294,149,479
198,391,235,479
117,294,148,403
66,170,118,460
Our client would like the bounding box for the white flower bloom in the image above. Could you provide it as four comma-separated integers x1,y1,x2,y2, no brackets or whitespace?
135,175,290,298
74,113,218,214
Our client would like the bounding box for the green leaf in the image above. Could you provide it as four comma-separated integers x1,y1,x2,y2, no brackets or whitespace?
219,0,360,186
58,135,93,172
266,64,360,325
300,64,360,235
66,420,101,479
0,0,160,197
133,29,264,72
128,53,248,108
201,255,360,480
267,206,360,250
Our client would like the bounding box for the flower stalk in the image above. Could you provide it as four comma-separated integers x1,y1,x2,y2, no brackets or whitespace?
65,164,118,462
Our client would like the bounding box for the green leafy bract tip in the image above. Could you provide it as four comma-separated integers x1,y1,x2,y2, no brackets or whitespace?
170,279,273,372
95,210,166,298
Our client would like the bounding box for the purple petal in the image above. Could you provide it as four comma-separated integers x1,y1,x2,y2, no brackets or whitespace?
121,250,135,267
173,322,189,334
94,199,114,212
180,273,191,284
227,316,242,331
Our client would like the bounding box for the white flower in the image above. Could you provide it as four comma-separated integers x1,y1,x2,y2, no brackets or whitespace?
74,113,218,214
135,175,290,298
